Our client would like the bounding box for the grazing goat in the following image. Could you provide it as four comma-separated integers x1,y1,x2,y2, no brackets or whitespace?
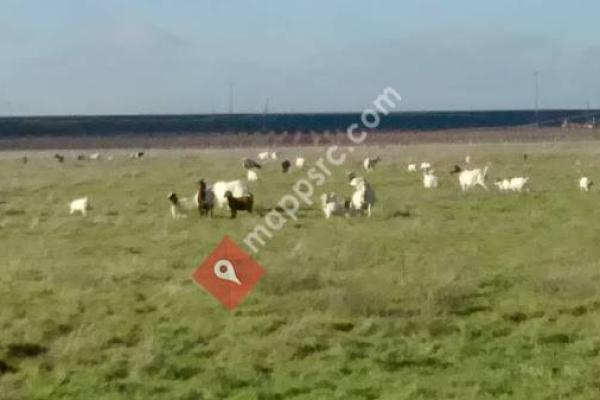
69,197,91,216
295,157,305,169
77,154,86,161
195,180,215,216
363,156,381,171
451,165,489,192
224,191,253,219
407,163,417,172
351,179,376,216
89,153,101,160
243,158,262,170
423,170,439,189
508,177,529,192
320,193,349,219
580,177,593,192
54,154,65,163
247,170,258,182
281,160,291,173
258,151,269,160
212,180,248,209
420,162,431,171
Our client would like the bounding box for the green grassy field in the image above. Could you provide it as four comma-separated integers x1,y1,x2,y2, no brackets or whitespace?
2,142,600,399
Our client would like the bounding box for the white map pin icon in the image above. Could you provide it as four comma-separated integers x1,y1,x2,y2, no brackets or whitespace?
213,259,242,285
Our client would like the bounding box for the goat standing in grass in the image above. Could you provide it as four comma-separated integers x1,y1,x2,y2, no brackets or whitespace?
451,165,489,192
224,191,253,219
69,197,91,216
350,178,376,216
495,177,529,193
407,163,417,172
212,180,248,209
195,180,214,216
168,192,198,219
580,177,593,192
423,169,439,189
508,177,529,192
320,193,349,219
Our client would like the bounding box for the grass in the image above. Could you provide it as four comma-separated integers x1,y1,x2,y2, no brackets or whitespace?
2,141,600,399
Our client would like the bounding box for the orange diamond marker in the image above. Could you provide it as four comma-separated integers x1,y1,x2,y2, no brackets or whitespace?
193,236,265,310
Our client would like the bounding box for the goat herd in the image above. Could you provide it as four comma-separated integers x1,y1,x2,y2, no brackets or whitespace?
61,151,595,220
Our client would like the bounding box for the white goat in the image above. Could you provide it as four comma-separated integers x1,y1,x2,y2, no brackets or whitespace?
423,170,439,189
465,155,471,164
452,165,489,192
212,180,249,209
351,179,376,216
494,177,529,193
407,163,417,172
270,151,278,160
320,193,348,219
295,157,305,169
247,170,258,182
89,152,101,160
69,197,91,216
580,177,593,192
508,177,529,192
258,151,269,160
420,162,431,171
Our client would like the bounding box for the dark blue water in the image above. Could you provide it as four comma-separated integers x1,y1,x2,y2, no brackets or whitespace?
0,110,595,138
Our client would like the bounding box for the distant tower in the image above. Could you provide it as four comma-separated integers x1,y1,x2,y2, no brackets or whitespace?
533,71,540,127
228,82,234,114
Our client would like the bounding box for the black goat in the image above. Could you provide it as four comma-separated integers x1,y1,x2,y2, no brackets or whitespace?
224,191,253,219
196,179,214,217
281,160,291,173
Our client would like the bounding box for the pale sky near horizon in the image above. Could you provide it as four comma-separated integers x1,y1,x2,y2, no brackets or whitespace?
1,0,599,116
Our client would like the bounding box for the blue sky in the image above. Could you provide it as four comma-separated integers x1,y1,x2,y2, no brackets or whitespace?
0,0,599,115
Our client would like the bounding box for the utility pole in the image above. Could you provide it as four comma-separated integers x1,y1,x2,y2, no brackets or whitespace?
228,82,233,114
534,71,540,127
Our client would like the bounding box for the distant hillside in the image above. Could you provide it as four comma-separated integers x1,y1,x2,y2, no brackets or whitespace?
0,110,596,138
